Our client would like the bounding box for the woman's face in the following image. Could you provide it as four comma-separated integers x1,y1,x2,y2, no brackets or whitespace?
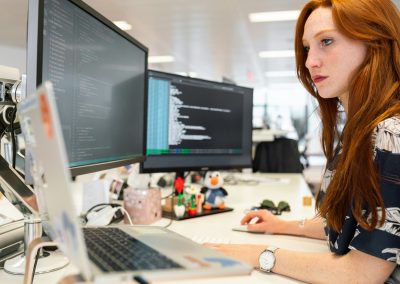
302,7,367,106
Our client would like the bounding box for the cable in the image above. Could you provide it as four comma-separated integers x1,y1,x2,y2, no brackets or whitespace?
161,191,175,200
10,106,17,169
86,203,120,215
163,193,174,228
30,248,41,284
119,207,133,225
84,202,123,226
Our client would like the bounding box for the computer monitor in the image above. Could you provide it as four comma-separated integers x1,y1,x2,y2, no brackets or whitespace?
141,70,253,176
26,0,148,179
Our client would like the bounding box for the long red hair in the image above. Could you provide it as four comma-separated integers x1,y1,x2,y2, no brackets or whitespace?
295,0,400,232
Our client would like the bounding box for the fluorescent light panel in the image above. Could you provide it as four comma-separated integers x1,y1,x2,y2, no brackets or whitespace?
259,50,295,58
113,21,132,31
249,10,300,22
148,56,175,63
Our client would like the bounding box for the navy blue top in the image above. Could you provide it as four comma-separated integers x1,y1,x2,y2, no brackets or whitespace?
318,117,400,281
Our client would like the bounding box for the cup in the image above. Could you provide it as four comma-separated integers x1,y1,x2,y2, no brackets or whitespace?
123,187,162,224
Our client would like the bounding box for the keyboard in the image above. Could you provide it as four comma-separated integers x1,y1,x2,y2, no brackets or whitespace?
83,227,183,272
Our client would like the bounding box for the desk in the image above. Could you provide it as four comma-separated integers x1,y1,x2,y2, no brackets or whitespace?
0,173,328,283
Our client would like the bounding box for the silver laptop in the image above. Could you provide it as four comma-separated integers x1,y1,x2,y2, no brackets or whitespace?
18,81,252,282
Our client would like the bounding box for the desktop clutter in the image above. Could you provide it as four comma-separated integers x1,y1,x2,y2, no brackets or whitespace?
164,171,230,219
82,164,162,226
82,169,232,225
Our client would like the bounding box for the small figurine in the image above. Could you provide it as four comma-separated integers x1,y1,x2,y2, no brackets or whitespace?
184,184,203,216
173,176,185,218
201,171,228,210
196,193,203,214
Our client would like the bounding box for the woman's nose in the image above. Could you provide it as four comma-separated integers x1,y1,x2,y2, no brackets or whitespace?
305,48,322,70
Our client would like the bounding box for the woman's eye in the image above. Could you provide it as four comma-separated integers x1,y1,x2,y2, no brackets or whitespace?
321,38,333,46
303,46,310,53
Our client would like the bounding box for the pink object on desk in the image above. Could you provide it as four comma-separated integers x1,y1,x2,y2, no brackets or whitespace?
123,187,162,224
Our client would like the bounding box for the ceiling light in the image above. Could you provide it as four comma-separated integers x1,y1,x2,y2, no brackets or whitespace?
249,10,300,22
113,21,132,31
148,56,175,63
259,50,295,58
265,71,297,77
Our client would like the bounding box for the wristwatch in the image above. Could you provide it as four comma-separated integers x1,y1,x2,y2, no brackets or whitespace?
258,246,279,272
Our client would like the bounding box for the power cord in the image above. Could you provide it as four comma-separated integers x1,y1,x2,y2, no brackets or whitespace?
10,106,17,169
30,248,41,284
119,207,133,225
85,203,120,215
163,193,174,228
161,191,175,200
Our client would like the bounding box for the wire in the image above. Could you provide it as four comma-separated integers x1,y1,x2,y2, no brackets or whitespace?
30,248,41,284
10,105,17,169
119,207,133,225
163,193,174,228
83,202,122,225
86,203,120,215
161,191,174,200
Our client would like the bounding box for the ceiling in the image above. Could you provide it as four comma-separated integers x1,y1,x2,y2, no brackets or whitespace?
1,0,400,90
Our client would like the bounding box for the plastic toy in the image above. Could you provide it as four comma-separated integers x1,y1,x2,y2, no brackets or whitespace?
173,176,185,217
184,184,202,216
201,171,228,210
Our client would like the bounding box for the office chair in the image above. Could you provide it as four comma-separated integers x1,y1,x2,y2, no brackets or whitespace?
252,137,304,173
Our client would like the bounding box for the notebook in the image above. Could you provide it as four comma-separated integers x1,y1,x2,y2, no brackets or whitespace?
18,81,252,282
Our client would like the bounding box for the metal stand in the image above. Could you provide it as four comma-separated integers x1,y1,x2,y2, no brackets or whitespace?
3,215,69,276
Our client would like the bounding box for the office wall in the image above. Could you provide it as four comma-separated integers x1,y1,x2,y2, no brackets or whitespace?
0,45,26,75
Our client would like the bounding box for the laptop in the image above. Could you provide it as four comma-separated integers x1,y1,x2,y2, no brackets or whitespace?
18,81,252,282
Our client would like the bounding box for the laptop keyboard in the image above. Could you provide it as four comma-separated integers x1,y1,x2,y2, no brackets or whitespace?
83,227,183,272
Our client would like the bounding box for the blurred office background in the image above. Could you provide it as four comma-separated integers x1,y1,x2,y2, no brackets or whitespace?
2,0,399,190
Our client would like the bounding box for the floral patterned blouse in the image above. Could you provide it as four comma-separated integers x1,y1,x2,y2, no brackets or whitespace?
318,116,400,283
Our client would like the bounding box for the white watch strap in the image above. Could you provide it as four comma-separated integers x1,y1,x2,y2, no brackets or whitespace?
259,246,279,273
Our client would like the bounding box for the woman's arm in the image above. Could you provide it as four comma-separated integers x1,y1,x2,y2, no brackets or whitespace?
242,210,326,240
274,248,396,283
206,244,396,283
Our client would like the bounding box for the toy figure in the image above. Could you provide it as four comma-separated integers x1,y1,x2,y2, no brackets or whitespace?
173,176,185,218
201,171,228,210
184,184,202,216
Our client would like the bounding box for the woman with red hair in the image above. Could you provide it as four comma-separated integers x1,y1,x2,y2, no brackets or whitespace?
206,0,400,282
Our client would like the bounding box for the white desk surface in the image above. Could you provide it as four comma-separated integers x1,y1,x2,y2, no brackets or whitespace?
0,173,328,284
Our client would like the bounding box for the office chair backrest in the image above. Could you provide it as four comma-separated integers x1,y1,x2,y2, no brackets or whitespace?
253,137,303,173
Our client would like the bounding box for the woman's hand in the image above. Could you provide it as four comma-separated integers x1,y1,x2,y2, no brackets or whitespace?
203,243,265,268
241,209,285,234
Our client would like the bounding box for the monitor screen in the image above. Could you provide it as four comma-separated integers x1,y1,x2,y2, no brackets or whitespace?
26,0,148,178
141,70,253,173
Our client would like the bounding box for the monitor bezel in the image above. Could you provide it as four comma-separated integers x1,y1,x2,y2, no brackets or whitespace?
27,0,149,177
140,69,253,174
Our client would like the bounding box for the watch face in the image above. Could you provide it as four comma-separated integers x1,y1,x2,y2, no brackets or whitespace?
259,251,275,271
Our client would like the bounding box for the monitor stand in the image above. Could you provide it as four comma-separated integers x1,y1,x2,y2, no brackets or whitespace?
0,156,69,275
162,171,234,220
